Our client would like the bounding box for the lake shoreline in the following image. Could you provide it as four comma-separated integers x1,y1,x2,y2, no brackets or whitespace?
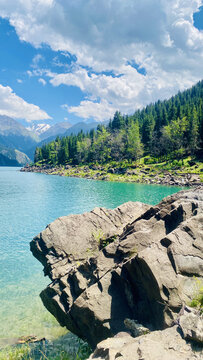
21,163,202,187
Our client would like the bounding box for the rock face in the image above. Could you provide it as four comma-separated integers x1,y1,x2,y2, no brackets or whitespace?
88,326,203,360
30,189,203,351
178,306,203,344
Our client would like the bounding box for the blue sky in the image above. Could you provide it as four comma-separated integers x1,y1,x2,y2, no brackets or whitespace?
0,1,202,126
0,18,84,125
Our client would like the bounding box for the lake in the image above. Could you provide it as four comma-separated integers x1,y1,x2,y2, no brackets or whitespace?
0,167,185,342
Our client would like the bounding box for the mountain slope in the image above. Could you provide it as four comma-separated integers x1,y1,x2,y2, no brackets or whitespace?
0,115,39,159
64,121,106,136
40,121,72,140
26,123,51,136
0,144,30,166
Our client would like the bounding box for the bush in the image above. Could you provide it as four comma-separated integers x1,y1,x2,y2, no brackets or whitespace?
143,156,157,165
190,278,203,313
190,286,203,310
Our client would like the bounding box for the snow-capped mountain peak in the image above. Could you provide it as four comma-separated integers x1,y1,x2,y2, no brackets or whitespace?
26,123,51,136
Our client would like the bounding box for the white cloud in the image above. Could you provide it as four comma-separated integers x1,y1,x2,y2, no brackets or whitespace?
0,0,202,120
50,63,197,121
31,54,44,68
38,78,46,86
0,84,51,122
27,70,33,77
52,66,147,120
17,79,23,83
68,100,117,122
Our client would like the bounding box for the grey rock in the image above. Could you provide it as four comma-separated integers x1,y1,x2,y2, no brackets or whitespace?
31,201,149,280
178,306,203,344
30,189,203,349
124,318,150,337
88,326,203,360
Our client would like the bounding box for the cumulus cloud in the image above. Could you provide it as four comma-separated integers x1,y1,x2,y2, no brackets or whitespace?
38,78,46,86
0,0,202,120
31,54,44,68
68,100,117,122
0,84,51,122
52,66,147,120
50,63,197,121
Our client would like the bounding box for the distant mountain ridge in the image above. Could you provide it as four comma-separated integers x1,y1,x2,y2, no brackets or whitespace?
39,121,72,140
26,123,51,136
0,115,39,159
28,120,103,158
0,143,30,166
0,115,38,139
0,117,73,162
28,120,101,141
0,115,107,165
64,121,107,137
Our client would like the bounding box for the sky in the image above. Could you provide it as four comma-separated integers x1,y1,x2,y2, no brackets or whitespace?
0,0,202,126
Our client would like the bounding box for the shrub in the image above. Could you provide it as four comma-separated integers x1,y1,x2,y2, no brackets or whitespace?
190,278,203,313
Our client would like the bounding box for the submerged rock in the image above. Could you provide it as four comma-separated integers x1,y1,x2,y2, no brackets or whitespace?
30,188,203,351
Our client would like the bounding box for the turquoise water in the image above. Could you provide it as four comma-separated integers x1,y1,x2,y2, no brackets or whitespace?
0,167,184,340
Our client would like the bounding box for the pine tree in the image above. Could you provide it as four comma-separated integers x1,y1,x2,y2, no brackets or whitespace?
111,111,125,130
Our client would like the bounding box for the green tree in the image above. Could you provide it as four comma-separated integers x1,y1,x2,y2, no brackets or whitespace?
76,138,91,163
34,147,43,162
127,121,143,160
187,106,199,154
111,111,125,130
142,114,155,150
93,127,110,162
110,129,126,161
161,116,188,155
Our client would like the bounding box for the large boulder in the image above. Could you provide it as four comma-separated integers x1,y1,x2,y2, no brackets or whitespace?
30,189,203,348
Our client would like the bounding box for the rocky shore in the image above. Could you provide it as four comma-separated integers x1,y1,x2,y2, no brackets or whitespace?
31,189,203,359
21,163,202,187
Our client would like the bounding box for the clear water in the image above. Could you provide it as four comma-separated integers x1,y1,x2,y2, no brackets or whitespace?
0,167,185,341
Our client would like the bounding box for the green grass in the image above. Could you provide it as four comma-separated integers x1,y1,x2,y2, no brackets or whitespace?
190,287,203,312
0,339,92,360
0,345,31,360
189,277,203,314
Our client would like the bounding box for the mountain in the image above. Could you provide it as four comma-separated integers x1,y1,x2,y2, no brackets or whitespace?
63,121,106,136
26,123,51,136
0,116,106,165
0,115,39,159
28,121,103,158
39,121,72,140
0,144,30,166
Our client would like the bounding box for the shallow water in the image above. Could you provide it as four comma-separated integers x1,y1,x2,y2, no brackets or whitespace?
0,167,185,340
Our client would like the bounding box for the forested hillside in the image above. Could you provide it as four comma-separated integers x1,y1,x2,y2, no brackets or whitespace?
34,80,203,165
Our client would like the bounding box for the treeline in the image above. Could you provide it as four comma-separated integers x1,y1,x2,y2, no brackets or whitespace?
35,80,203,165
